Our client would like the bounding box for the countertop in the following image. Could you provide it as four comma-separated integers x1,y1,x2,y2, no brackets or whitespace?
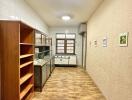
34,56,54,66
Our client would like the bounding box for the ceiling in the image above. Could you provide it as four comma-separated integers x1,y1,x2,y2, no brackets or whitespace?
25,0,103,27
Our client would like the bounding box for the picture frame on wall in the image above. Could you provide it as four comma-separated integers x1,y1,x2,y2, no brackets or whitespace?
119,32,128,47
102,37,107,47
94,40,97,47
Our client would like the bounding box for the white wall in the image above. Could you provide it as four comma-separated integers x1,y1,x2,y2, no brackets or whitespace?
82,33,87,69
86,0,132,100
0,0,48,33
49,26,82,66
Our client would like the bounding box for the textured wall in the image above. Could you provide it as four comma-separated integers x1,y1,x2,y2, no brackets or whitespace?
0,0,48,33
86,0,132,100
49,26,82,66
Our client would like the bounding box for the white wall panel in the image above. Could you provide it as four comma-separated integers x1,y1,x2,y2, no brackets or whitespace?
0,0,48,34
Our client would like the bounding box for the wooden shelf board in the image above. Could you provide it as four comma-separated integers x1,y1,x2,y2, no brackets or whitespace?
20,84,33,100
20,73,33,85
24,92,34,100
20,61,33,69
20,43,34,46
20,54,34,59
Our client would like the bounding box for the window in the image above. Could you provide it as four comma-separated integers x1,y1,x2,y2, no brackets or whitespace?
56,39,65,53
56,33,75,54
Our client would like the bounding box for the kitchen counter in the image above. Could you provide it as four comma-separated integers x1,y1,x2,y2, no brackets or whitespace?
34,59,49,66
34,56,55,92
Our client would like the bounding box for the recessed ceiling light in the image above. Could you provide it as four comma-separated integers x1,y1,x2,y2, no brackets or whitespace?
62,15,71,21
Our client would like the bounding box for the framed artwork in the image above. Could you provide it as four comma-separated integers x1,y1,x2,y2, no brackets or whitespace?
119,32,128,47
102,37,107,47
94,40,97,47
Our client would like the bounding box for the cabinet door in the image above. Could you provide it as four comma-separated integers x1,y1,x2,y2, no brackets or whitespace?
61,58,69,64
42,66,47,86
69,56,77,65
46,62,50,79
55,55,70,65
55,57,62,64
34,67,41,87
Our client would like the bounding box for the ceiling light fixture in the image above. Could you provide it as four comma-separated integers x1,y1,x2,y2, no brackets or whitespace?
62,15,71,21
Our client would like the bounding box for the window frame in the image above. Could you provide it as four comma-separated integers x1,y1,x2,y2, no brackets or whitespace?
56,33,75,54
56,39,65,54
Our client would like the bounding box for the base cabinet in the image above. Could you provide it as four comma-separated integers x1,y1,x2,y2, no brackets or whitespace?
34,65,47,92
55,55,77,66
34,63,49,92
34,58,54,92
68,56,77,65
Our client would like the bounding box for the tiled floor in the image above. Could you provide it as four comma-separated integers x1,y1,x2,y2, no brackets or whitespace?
32,67,106,100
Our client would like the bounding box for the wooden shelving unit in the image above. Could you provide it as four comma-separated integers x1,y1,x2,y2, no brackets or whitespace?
20,61,33,69
20,22,34,100
20,54,34,59
20,84,33,100
20,73,33,85
20,43,34,46
0,20,35,100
